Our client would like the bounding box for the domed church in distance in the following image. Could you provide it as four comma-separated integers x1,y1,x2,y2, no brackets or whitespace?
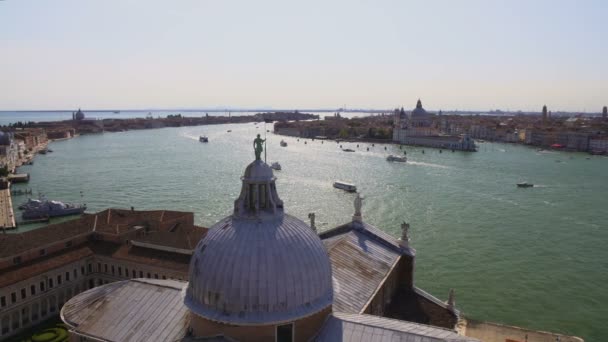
59,141,575,342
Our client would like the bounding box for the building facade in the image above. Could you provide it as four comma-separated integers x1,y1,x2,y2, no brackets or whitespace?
393,100,477,151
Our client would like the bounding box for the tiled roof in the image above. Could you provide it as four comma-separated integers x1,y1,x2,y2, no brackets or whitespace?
315,312,479,342
0,245,94,287
90,242,191,272
321,222,405,313
0,215,95,259
131,225,208,251
61,279,190,342
94,208,192,235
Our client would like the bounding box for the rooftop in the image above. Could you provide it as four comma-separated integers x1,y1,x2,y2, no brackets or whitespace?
61,279,190,342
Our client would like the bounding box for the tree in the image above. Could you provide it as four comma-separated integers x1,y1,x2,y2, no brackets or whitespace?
339,128,349,139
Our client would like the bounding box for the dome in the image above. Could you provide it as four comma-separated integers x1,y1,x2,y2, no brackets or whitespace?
0,131,10,146
243,160,274,181
75,108,85,120
410,99,428,118
184,158,333,325
184,214,333,325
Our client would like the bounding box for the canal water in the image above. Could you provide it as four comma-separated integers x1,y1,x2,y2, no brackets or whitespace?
10,122,608,341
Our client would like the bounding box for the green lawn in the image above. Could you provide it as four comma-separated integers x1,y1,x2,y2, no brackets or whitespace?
6,317,68,342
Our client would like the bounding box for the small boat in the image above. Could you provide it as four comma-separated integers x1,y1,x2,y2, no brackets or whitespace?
39,149,47,155
113,111,120,114
270,162,282,171
280,140,288,147
199,136,209,142
342,148,355,152
386,155,407,162
333,181,357,192
517,182,534,188
47,149,53,153
227,130,232,132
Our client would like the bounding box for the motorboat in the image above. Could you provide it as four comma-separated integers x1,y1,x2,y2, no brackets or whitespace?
270,162,282,171
227,130,232,132
280,140,288,147
342,148,355,152
199,136,209,142
517,182,534,188
21,198,86,219
333,181,357,192
386,155,407,162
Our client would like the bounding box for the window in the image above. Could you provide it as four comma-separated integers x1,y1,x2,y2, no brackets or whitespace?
97,263,101,272
20,289,26,300
11,292,16,304
73,269,78,279
162,275,166,280
104,264,108,273
13,256,21,265
132,270,136,278
139,271,143,278
40,281,45,292
118,267,122,276
125,268,129,277
39,249,46,256
30,285,36,296
57,275,62,285
0,296,5,307
276,323,294,342
147,272,151,278
88,264,92,273
154,274,158,279
66,271,70,281
48,278,53,288
81,266,85,275
111,266,115,275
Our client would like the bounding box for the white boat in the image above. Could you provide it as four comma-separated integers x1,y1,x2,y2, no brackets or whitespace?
333,181,357,192
280,140,288,147
386,155,407,162
270,162,282,171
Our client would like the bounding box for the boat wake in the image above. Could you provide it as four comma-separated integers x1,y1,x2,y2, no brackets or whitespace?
407,161,451,169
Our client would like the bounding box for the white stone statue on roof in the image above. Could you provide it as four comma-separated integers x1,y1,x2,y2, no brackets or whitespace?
308,212,316,232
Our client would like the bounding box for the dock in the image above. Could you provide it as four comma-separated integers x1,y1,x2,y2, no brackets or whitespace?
8,173,30,183
0,188,17,230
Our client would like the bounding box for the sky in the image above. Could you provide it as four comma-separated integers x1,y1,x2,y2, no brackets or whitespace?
0,0,606,112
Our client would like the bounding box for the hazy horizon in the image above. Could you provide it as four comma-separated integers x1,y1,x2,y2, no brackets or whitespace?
1,0,606,111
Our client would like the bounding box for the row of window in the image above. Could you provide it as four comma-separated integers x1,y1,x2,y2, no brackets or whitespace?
96,262,182,281
0,284,86,336
0,264,89,309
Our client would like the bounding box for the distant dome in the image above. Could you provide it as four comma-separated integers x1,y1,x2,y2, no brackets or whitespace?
0,131,10,146
75,109,85,120
411,99,428,118
184,159,333,325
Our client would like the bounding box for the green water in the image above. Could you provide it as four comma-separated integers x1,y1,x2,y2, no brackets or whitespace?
11,123,608,341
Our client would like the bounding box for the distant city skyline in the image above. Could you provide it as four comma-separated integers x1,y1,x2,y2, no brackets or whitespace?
1,0,606,111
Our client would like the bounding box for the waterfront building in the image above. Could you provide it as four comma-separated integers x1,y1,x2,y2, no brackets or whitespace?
589,137,608,154
0,131,19,171
0,209,206,338
393,100,477,151
603,106,607,119
542,105,548,123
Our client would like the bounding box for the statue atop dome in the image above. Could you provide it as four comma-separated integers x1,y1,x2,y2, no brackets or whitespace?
253,134,266,160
